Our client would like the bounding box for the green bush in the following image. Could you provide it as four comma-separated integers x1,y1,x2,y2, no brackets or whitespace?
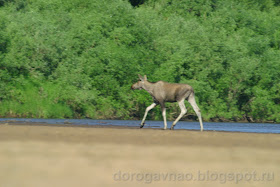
0,0,279,122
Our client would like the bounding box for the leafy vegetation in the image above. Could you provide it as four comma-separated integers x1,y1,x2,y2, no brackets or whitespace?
0,0,279,122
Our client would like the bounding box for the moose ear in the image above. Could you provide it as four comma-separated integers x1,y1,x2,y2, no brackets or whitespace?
138,74,144,81
144,75,147,81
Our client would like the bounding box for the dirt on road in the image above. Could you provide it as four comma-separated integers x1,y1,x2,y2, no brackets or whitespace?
0,123,279,187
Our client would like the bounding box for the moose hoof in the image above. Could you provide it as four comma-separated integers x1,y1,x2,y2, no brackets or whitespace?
140,123,145,128
170,125,175,130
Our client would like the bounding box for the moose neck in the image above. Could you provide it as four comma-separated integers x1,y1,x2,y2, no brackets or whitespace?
143,81,155,95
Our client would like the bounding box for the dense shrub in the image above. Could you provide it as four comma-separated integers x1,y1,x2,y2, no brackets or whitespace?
0,0,279,122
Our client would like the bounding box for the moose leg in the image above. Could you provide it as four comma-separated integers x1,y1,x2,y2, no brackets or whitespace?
161,104,168,130
171,100,187,130
140,103,157,128
188,92,204,131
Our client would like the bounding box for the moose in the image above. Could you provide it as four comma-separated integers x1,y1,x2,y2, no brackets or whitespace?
131,75,203,131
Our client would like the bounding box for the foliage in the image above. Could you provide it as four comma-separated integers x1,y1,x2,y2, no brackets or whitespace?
0,0,279,122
